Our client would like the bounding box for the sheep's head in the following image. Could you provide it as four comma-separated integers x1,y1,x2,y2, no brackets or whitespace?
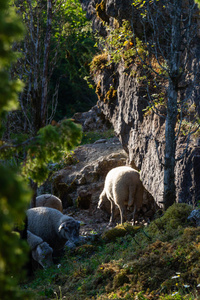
58,218,80,244
32,242,53,269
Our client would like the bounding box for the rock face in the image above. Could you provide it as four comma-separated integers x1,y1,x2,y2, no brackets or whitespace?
94,63,200,206
80,0,200,206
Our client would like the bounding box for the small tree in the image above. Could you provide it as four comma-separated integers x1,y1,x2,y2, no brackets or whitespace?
0,7,82,299
10,0,97,133
0,1,32,298
195,0,200,6
1,0,83,205
132,0,200,209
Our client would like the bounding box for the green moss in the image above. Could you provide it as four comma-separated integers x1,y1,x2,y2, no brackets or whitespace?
105,86,117,103
75,245,96,257
95,80,104,100
147,203,193,241
95,0,109,23
113,270,129,288
64,151,79,166
90,53,108,74
102,223,142,242
81,129,115,145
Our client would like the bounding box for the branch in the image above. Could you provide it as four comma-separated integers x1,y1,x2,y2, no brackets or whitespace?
0,137,36,151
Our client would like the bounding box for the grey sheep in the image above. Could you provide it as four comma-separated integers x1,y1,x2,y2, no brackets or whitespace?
98,166,144,225
27,207,80,251
27,230,53,268
187,209,200,226
36,194,63,212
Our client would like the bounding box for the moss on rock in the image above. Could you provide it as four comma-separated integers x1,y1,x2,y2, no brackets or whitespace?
102,223,142,242
147,203,193,241
90,53,108,74
113,270,129,288
95,0,109,23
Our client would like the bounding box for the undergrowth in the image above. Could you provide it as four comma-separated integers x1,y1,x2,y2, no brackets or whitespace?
21,203,200,299
81,129,115,145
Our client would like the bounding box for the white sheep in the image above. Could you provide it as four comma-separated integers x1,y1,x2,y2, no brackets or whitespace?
27,207,80,251
98,166,144,225
36,194,63,212
27,230,53,269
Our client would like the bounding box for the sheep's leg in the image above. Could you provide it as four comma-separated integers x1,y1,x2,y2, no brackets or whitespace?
109,201,114,226
132,204,136,225
120,204,127,224
128,185,136,207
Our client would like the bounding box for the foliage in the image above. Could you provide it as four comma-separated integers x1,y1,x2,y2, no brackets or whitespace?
53,0,99,118
0,2,84,187
0,2,24,114
0,1,83,297
195,0,200,7
81,128,115,145
95,20,147,68
0,166,32,300
0,1,32,298
21,119,82,185
22,204,200,300
0,119,82,185
12,0,98,124
147,203,193,242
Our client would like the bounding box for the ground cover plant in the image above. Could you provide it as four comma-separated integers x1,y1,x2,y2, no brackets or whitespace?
81,129,115,145
21,203,200,299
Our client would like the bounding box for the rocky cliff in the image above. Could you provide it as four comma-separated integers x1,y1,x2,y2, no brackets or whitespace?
80,0,200,206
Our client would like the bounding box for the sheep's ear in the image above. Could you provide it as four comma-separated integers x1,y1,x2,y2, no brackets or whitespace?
58,223,65,232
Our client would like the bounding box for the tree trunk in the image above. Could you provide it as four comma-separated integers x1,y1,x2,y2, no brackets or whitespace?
163,0,182,210
41,0,52,127
30,180,37,208
163,79,177,210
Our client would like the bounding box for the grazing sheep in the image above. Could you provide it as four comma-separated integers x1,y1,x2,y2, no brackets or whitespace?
98,166,144,225
27,207,80,251
27,230,53,269
36,194,63,212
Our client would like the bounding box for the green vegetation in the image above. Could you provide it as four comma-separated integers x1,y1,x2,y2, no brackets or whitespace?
21,203,200,299
0,1,82,298
52,0,99,118
20,120,82,185
12,0,98,124
81,128,115,145
0,1,32,298
94,20,147,68
90,53,109,74
195,0,200,7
